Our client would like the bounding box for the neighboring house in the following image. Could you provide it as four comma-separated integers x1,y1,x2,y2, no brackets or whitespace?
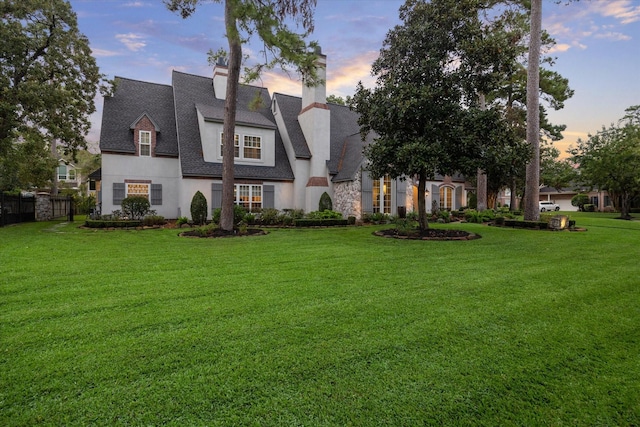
99,49,470,220
56,159,80,190
88,168,101,203
497,186,613,211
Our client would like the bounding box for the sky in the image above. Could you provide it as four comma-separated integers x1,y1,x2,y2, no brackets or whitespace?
68,0,640,156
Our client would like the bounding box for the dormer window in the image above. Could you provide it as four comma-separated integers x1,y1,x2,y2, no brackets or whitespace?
139,131,151,156
243,135,261,159
220,133,261,160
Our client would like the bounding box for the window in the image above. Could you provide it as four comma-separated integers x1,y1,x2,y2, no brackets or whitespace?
220,133,261,160
57,165,67,180
243,135,261,159
68,169,76,181
126,183,149,200
220,133,240,158
139,131,151,156
234,184,262,211
372,175,392,214
439,186,453,210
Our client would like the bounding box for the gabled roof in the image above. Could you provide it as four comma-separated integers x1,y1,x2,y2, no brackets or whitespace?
171,70,294,180
333,132,374,182
326,103,362,175
100,77,178,156
274,94,365,178
129,113,161,131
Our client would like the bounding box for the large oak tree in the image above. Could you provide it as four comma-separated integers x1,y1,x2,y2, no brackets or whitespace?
0,0,105,177
352,0,519,230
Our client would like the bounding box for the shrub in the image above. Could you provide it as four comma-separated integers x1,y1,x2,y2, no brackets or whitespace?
318,192,333,211
259,208,280,225
76,193,96,215
190,191,208,225
294,218,348,227
347,216,356,225
121,196,151,220
142,215,165,226
306,210,343,220
583,204,596,212
176,216,189,226
571,193,590,211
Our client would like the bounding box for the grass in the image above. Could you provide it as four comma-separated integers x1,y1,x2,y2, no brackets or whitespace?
1,213,639,426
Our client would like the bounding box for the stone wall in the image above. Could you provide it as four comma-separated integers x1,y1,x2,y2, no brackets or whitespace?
334,170,362,219
35,193,52,221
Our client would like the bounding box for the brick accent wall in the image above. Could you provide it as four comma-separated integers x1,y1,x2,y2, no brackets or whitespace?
133,115,157,157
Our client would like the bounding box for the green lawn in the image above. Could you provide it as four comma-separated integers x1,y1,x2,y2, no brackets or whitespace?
1,213,639,426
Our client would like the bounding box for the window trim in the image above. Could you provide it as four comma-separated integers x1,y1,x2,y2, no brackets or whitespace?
139,130,151,157
234,184,262,211
439,186,454,210
220,132,262,161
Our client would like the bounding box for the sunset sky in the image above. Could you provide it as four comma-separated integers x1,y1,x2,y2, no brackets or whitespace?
69,0,640,156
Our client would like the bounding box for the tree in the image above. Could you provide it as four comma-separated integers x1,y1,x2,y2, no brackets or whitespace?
0,134,57,190
0,0,106,163
166,0,319,232
352,0,518,230
570,106,640,219
571,193,589,212
326,94,351,106
523,0,542,221
540,145,575,191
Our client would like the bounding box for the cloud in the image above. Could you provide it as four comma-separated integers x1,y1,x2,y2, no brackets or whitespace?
588,0,640,25
122,1,149,7
594,32,632,41
91,48,121,57
115,33,146,52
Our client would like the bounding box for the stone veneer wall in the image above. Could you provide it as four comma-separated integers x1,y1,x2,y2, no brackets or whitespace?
334,170,362,219
35,193,52,221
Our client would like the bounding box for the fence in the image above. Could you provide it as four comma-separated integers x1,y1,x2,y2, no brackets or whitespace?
0,193,35,227
1,193,73,227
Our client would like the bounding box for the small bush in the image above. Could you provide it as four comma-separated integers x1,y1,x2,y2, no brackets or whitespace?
319,192,333,211
260,208,280,225
306,210,343,220
190,191,208,225
121,196,151,220
294,218,348,227
583,204,596,212
142,215,165,226
176,216,189,226
84,220,142,228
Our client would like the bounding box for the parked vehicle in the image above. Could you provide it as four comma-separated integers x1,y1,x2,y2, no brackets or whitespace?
539,201,560,212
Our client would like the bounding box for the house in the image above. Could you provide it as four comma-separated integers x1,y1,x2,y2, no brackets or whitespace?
56,159,80,190
99,49,471,220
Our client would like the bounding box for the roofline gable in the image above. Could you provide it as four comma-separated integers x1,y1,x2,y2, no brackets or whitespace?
129,112,161,132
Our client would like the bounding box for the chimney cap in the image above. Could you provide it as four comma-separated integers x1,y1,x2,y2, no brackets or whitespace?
216,56,228,67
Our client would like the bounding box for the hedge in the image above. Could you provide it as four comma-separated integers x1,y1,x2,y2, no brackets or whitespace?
294,218,349,227
84,220,143,228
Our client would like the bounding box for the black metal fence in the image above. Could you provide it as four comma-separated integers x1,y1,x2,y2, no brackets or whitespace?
0,193,35,227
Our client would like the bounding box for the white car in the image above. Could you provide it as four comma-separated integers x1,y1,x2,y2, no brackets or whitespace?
539,201,560,212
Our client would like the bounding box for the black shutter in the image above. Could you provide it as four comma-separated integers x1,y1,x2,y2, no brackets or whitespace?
151,184,162,205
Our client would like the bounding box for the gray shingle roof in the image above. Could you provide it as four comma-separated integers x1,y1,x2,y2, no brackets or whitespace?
273,93,311,159
172,71,293,180
100,77,178,156
333,131,374,182
195,103,276,129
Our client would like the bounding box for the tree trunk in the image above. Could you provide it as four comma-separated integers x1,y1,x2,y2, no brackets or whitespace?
417,172,428,230
523,0,542,221
476,93,487,211
509,176,517,211
51,139,58,196
220,0,242,232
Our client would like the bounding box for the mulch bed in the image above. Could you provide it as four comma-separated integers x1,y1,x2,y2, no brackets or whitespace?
374,228,480,240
